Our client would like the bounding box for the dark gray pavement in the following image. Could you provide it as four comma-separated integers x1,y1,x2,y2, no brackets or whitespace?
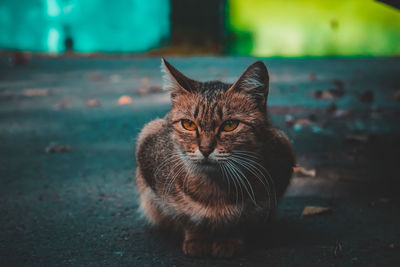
1,56,400,266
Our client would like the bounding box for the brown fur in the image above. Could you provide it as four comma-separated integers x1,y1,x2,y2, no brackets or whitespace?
135,59,295,258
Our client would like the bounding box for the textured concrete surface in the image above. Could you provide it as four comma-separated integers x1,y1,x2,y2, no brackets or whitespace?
1,56,400,266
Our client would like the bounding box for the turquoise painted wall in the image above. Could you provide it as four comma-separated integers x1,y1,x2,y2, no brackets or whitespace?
0,0,170,53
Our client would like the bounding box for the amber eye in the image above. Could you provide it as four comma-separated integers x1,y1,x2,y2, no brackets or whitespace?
181,119,197,131
222,120,239,132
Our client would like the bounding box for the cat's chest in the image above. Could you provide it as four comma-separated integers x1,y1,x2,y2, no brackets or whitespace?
172,189,245,224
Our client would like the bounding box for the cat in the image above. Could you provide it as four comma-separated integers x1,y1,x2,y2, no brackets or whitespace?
135,58,295,258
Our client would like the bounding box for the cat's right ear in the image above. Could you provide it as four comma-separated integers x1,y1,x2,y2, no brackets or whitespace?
161,58,194,99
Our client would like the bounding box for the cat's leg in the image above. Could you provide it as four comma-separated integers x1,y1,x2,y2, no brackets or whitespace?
211,237,244,258
183,228,244,258
182,229,213,257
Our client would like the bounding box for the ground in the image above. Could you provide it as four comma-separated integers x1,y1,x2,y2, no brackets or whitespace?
0,55,399,266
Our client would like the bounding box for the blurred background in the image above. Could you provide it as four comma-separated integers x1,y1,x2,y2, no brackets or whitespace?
1,0,399,56
1,1,400,266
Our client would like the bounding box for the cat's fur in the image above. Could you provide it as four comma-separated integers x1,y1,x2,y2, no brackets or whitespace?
135,58,295,258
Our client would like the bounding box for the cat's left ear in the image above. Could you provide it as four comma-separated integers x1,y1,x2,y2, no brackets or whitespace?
226,61,269,104
161,57,195,98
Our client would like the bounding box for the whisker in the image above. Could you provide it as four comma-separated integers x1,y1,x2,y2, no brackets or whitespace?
231,151,278,209
224,161,242,205
226,160,257,206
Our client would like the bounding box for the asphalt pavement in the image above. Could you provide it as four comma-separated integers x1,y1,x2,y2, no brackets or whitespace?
1,55,399,266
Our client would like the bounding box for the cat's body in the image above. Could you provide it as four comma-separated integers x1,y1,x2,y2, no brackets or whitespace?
135,59,295,258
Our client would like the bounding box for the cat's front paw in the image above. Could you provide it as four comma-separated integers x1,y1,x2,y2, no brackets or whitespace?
211,238,244,258
182,239,212,257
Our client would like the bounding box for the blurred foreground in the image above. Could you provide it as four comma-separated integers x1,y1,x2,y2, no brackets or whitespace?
0,56,400,266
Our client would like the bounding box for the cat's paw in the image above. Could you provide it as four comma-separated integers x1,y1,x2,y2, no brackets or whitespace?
182,239,212,257
211,238,244,258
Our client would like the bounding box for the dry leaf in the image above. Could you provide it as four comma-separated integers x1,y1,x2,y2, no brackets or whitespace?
85,98,101,107
344,134,369,143
137,88,148,96
293,166,316,177
141,77,150,86
302,206,332,216
314,88,345,100
22,88,51,97
89,73,101,82
118,95,132,105
45,142,71,153
148,85,162,93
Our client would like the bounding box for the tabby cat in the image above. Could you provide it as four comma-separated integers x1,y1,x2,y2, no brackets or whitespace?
135,58,295,258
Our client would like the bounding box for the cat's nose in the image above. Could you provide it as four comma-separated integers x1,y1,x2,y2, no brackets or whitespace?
199,146,213,158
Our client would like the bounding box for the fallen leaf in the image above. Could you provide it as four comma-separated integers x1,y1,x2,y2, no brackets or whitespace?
344,134,369,143
295,118,312,126
328,87,346,98
148,85,162,93
45,142,71,153
118,95,132,105
141,77,150,86
22,88,51,97
110,74,121,83
89,73,101,82
302,206,332,216
314,90,334,100
85,98,101,107
315,88,345,100
332,79,345,89
137,88,148,96
293,166,316,177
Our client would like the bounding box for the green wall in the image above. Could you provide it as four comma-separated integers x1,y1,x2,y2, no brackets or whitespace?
227,0,400,56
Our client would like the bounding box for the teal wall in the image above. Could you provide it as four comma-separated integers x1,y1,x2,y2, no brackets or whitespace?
0,0,170,53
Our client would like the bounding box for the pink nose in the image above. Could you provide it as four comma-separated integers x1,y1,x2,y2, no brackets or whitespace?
199,146,213,158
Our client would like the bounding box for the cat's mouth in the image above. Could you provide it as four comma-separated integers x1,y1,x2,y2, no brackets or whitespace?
199,158,216,165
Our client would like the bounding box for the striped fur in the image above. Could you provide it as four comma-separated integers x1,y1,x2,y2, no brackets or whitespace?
135,59,295,258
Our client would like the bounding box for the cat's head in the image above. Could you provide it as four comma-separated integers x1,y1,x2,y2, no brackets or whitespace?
162,58,270,172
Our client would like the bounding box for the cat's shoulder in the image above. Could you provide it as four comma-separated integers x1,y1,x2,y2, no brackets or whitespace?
266,127,292,144
136,113,170,151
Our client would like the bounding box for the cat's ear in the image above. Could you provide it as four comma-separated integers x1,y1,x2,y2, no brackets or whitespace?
161,58,195,98
227,61,269,104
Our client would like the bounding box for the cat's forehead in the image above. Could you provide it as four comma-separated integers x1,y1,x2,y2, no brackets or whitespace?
194,81,231,97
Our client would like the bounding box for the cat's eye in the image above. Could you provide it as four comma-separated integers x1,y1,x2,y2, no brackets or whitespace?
222,120,239,132
181,119,197,131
